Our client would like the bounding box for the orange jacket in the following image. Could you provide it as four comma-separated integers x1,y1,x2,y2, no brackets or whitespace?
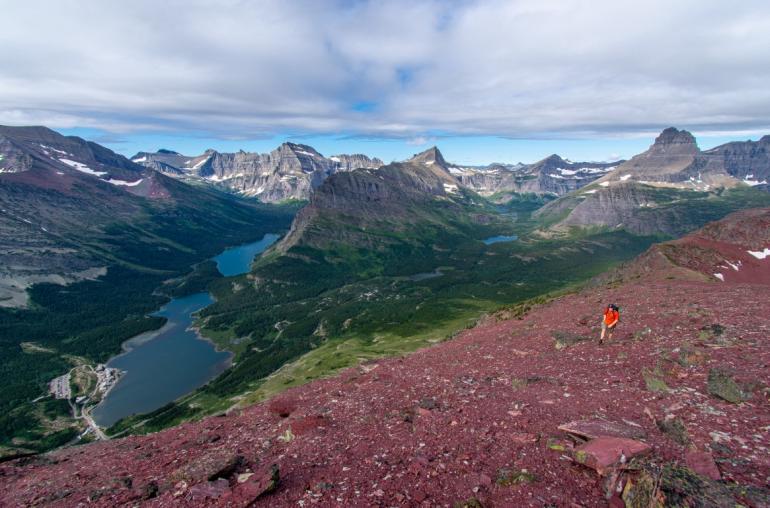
604,308,619,326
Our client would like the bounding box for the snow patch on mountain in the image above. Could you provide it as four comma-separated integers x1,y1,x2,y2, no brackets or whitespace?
106,178,144,187
748,248,770,260
59,158,107,176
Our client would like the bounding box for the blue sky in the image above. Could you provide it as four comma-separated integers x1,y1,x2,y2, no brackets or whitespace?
3,0,770,165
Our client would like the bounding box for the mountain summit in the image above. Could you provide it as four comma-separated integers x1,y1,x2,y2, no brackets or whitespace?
408,146,449,168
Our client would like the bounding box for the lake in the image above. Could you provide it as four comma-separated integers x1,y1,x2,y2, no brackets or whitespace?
91,234,279,427
483,235,519,245
213,233,280,276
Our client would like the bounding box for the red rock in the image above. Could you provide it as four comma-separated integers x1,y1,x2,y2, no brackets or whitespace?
188,478,231,500
2,248,770,507
268,397,298,418
574,437,652,476
510,432,539,444
558,419,647,440
685,450,721,480
232,464,279,504
290,415,326,435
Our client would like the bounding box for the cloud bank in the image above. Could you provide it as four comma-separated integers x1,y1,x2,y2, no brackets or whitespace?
1,0,769,139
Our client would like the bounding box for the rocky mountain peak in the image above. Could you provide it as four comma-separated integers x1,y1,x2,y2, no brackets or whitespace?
279,142,320,157
408,146,448,168
652,127,698,150
157,148,179,155
537,154,567,168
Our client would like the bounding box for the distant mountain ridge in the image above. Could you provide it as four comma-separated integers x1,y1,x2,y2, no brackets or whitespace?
0,125,293,308
132,142,623,202
535,127,770,235
131,143,384,203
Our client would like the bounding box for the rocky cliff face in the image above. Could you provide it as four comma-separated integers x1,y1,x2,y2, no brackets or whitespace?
537,128,770,234
132,143,384,202
450,155,618,198
278,147,473,251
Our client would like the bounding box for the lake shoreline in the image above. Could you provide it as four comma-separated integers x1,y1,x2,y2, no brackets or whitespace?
90,234,279,428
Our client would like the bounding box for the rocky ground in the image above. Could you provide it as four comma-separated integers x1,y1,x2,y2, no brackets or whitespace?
1,277,768,507
2,212,769,507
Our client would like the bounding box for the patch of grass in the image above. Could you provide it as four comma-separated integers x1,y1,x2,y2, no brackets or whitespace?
707,368,748,403
642,367,670,393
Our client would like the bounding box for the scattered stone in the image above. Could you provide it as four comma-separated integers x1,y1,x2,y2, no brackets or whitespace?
495,468,538,487
684,450,720,480
558,419,647,440
290,415,326,435
573,437,652,476
552,330,591,350
234,464,279,503
268,397,298,417
189,478,231,500
707,367,748,403
418,397,437,410
169,451,244,484
676,344,707,367
237,473,254,483
510,432,538,444
656,416,690,446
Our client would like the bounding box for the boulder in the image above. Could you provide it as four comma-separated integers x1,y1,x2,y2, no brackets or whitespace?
558,419,647,440
573,437,651,476
684,451,720,480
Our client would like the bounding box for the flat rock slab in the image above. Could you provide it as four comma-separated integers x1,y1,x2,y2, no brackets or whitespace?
685,450,721,480
558,419,647,440
574,437,651,476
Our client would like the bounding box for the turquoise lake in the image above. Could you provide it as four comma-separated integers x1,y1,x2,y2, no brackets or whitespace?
92,234,279,427
482,235,519,245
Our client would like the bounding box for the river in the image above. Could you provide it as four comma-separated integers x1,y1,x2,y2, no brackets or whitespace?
91,234,278,428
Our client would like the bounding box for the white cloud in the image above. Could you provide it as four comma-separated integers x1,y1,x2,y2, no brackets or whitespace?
0,0,769,139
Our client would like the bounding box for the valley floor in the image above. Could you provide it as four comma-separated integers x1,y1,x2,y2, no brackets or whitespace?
1,278,768,507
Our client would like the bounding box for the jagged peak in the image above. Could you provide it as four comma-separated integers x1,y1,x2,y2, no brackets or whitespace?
279,142,320,156
653,127,697,147
408,146,447,167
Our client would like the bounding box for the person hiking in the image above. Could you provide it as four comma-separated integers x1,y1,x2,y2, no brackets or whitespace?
599,304,619,344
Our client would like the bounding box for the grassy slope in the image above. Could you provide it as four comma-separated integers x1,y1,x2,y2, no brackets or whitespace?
0,187,297,454
103,185,770,438
108,196,659,435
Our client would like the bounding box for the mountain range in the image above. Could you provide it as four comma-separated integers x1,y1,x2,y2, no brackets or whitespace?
130,143,384,202
2,123,770,480
131,143,622,203
0,126,292,308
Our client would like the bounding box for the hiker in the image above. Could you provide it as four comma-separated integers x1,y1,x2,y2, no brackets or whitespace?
599,304,619,344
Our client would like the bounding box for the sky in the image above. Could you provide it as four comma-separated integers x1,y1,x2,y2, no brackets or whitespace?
1,0,770,165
